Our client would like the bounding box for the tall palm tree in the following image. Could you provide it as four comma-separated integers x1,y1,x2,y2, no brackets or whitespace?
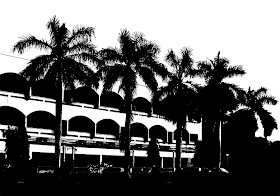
242,87,278,139
156,47,201,172
98,29,168,178
196,51,246,170
12,16,100,180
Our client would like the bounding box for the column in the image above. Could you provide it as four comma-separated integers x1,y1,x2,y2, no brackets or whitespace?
173,151,175,171
72,146,75,173
100,154,103,165
132,150,135,168
161,157,163,168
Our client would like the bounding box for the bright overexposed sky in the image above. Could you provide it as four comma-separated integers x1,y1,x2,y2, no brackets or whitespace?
0,0,279,141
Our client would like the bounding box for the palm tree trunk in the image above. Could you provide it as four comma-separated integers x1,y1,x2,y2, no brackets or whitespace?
124,97,132,178
175,123,182,172
55,66,63,181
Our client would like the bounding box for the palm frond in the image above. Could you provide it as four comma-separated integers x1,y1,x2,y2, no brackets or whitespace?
99,47,123,65
118,29,134,60
136,66,158,98
254,87,268,98
67,26,95,46
46,15,60,47
12,35,52,54
258,95,278,106
63,58,100,89
101,65,125,92
67,41,97,56
257,108,278,137
165,49,179,68
223,65,246,78
19,54,53,83
181,47,194,72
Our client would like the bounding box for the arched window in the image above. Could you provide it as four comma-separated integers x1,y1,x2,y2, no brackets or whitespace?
174,129,189,144
96,119,120,139
31,79,56,99
68,116,95,138
0,73,29,96
0,106,25,126
131,123,148,141
100,92,124,111
72,86,99,107
27,111,55,131
132,97,151,115
149,125,167,143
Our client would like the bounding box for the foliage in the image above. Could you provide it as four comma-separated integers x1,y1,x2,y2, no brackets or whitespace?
241,87,278,138
3,125,30,169
87,162,114,174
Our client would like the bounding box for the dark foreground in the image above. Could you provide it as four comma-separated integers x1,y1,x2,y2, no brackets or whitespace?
1,172,279,196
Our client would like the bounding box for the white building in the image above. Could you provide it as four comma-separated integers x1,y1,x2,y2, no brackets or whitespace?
0,72,201,169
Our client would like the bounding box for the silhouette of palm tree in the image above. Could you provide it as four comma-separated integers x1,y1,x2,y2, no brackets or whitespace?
196,51,246,170
98,29,168,178
11,16,100,180
155,47,201,172
242,87,278,139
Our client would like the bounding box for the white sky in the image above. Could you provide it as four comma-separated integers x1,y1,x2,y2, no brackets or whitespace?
0,0,279,141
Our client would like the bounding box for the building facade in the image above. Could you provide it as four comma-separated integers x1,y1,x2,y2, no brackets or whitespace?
0,72,201,170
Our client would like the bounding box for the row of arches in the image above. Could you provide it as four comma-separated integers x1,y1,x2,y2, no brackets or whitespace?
0,106,195,143
0,72,164,115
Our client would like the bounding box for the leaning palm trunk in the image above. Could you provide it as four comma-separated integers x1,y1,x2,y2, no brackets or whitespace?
55,66,63,181
124,97,132,178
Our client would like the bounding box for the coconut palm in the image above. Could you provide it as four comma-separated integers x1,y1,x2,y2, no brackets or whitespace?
155,47,201,172
98,29,168,178
242,87,278,139
12,16,100,180
196,51,246,170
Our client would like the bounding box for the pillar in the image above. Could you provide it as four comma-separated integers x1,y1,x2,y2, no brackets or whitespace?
161,157,163,168
173,151,175,171
100,154,103,165
72,146,75,173
132,150,135,167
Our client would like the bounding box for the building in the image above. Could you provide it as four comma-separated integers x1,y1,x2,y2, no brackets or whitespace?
0,72,202,170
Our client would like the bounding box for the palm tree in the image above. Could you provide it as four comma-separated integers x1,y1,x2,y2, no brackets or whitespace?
12,16,100,180
242,87,278,139
98,29,168,178
196,51,246,170
156,47,201,172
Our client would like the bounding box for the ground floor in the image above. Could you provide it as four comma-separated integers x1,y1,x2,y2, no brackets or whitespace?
0,141,194,170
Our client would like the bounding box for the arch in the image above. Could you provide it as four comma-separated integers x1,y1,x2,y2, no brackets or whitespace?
100,91,124,110
132,97,151,114
96,119,120,139
0,106,25,126
131,123,148,141
149,125,167,143
31,79,56,99
68,116,95,137
72,86,99,107
174,129,189,144
0,72,29,95
27,111,55,130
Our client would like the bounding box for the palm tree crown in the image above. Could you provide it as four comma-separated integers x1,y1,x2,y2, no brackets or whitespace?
12,15,100,90
243,87,278,138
